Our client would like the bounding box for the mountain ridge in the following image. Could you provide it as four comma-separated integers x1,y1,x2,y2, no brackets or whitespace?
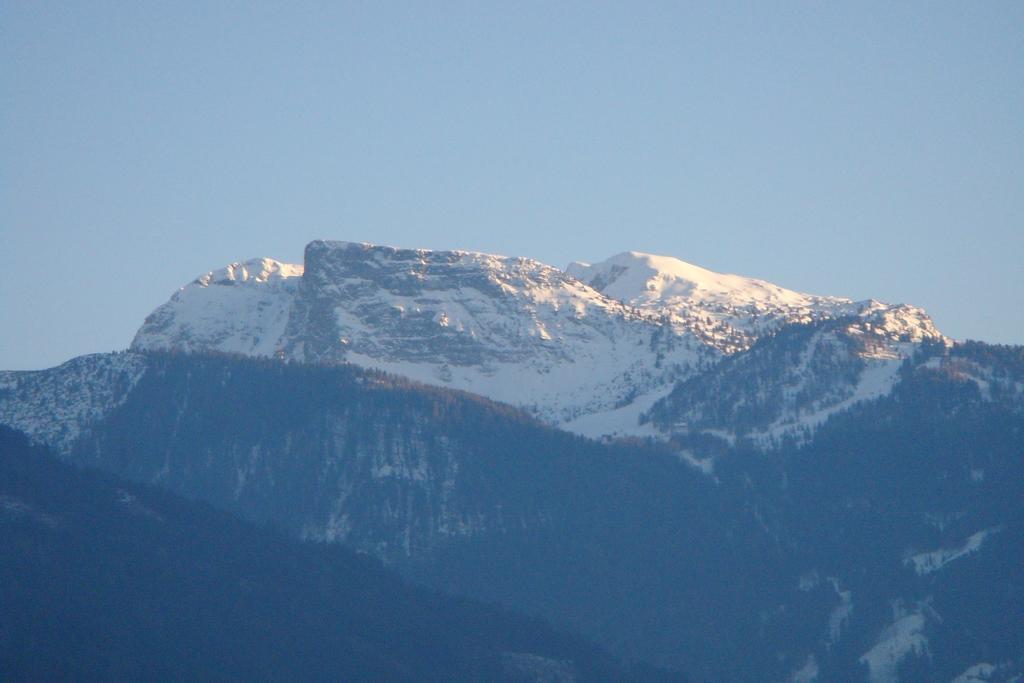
130,239,945,441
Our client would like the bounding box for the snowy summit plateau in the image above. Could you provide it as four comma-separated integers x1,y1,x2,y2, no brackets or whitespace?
130,240,945,442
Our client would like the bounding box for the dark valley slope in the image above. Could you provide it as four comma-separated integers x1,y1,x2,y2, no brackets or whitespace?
0,426,668,682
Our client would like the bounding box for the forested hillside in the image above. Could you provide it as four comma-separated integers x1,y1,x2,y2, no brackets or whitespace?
0,426,667,682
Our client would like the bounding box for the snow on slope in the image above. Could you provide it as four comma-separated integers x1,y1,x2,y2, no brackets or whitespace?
567,251,842,311
567,251,860,353
567,252,945,356
904,527,1002,576
790,655,819,683
0,353,147,453
132,258,303,358
951,663,998,683
859,602,932,683
646,312,946,448
752,337,918,446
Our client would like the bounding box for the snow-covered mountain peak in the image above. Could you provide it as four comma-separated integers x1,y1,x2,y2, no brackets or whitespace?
195,257,303,287
567,251,847,310
849,302,947,346
565,250,945,354
132,256,303,358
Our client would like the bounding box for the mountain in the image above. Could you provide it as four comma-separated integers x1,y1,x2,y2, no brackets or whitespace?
567,251,940,353
2,240,1019,681
567,251,853,353
130,240,943,440
2,347,1021,681
0,425,668,682
568,251,945,447
645,317,950,449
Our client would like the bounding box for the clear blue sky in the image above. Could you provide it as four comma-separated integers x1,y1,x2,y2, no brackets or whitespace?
2,2,1022,369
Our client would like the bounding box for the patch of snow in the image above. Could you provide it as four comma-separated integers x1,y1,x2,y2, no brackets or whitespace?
791,654,819,683
677,449,716,476
859,603,930,683
116,488,163,521
798,570,821,592
827,577,853,645
196,257,303,285
951,663,997,683
0,495,60,528
905,527,1002,576
501,652,575,682
561,384,673,439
